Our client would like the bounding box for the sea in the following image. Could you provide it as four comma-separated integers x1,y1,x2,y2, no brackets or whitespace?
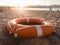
11,7,60,11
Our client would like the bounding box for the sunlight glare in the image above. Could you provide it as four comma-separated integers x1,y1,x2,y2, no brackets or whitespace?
0,0,60,6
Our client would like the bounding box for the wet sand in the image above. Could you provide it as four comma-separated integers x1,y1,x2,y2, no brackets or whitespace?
0,7,60,45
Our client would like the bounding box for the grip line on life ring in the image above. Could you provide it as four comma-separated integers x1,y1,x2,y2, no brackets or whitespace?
7,21,12,30
16,26,31,31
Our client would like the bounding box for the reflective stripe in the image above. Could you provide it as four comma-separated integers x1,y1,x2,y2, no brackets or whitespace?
7,21,12,30
36,25,43,37
27,18,29,23
14,33,18,38
9,31,12,34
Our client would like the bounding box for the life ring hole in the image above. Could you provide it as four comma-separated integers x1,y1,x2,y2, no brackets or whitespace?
18,22,44,25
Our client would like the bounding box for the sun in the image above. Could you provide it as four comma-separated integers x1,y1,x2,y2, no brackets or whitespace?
15,0,29,8
19,3,27,8
2,0,52,7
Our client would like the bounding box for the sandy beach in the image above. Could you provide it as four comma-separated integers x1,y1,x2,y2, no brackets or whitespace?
0,7,60,45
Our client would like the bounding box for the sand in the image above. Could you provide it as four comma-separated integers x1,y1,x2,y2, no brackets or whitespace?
0,7,60,45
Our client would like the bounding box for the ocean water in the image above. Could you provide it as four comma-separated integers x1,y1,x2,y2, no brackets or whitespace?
11,8,60,11
52,8,60,11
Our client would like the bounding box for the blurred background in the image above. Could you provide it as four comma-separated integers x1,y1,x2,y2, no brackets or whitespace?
0,0,60,45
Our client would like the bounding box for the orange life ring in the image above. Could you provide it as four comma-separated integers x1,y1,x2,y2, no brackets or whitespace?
6,18,55,38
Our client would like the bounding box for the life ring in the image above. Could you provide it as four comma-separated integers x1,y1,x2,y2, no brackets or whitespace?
6,18,55,38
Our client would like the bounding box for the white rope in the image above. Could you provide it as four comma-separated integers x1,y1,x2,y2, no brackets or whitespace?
16,26,31,32
7,21,12,30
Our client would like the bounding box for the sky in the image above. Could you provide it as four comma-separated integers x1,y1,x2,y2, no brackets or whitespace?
0,0,60,7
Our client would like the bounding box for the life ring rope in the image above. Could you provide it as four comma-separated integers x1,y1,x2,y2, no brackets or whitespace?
7,21,12,30
16,26,31,32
